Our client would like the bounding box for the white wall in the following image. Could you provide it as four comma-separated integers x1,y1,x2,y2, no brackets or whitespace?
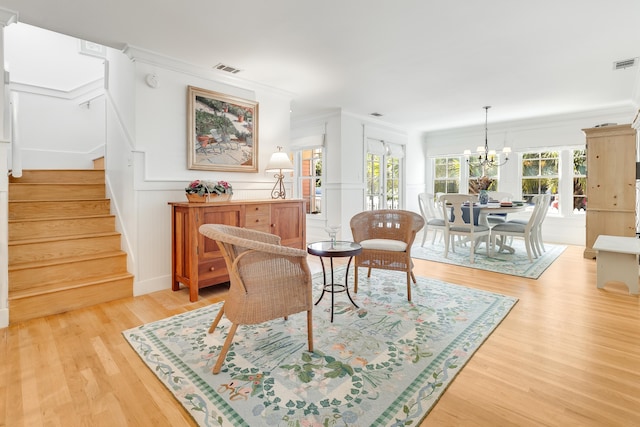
104,46,137,279
292,111,410,243
10,88,105,168
422,105,637,245
5,23,104,91
404,129,425,215
118,49,294,296
6,23,106,169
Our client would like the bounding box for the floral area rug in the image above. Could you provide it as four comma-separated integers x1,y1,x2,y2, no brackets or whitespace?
412,237,566,279
123,268,517,426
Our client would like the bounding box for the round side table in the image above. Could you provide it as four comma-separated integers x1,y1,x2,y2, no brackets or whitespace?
307,241,362,322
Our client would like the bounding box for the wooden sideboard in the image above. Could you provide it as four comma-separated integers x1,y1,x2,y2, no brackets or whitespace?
582,124,637,259
169,199,306,301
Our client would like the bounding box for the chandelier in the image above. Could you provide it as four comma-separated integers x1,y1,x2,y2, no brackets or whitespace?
464,106,511,170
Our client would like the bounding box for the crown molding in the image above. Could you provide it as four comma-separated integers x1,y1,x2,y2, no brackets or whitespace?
122,44,294,99
0,8,17,27
423,104,637,139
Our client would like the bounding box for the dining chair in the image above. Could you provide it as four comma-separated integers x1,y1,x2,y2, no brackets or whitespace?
198,224,313,374
507,193,551,256
486,191,514,226
535,194,552,253
417,192,446,246
489,194,547,262
438,194,491,264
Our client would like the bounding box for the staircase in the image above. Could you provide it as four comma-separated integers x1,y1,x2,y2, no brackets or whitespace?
7,168,134,323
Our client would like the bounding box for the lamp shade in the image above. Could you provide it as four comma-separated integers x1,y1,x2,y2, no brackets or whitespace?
265,151,294,172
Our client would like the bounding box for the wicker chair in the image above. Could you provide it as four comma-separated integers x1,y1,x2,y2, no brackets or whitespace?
198,224,314,374
350,210,425,301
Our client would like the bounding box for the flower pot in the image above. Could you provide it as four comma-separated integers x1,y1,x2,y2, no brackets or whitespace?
186,193,232,203
479,190,489,205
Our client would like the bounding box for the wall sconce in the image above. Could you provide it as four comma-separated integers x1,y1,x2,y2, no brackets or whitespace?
265,146,294,199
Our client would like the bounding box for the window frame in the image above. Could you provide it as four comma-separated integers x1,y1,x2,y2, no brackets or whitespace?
521,150,560,209
433,156,461,194
468,160,502,193
366,149,403,210
572,148,587,214
296,146,324,217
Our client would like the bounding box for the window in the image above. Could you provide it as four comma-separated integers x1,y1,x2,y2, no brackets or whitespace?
366,153,382,210
521,151,559,208
573,149,587,212
299,148,323,214
468,162,499,193
366,140,403,210
434,157,460,194
385,157,400,209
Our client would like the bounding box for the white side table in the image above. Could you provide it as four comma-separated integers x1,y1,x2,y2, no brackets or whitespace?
593,235,640,295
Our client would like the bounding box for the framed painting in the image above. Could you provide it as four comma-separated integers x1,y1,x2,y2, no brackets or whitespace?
187,86,258,172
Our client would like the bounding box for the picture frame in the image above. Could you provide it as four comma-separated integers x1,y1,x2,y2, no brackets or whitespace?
187,86,258,172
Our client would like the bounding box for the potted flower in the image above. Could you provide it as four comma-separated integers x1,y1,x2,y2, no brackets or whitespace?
185,179,233,202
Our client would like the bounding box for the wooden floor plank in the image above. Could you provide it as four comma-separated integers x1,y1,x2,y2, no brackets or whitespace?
1,243,639,426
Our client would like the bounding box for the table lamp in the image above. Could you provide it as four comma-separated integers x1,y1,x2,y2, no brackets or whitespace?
265,146,294,199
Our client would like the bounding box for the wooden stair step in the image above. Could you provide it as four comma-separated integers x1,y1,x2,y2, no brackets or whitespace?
9,215,116,240
7,167,135,324
9,183,105,200
9,169,105,184
9,232,123,265
9,273,134,299
8,199,111,219
8,273,134,324
9,251,129,291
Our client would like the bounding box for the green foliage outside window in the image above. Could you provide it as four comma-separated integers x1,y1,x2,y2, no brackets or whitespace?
573,149,587,211
434,157,460,194
386,157,400,209
521,151,558,205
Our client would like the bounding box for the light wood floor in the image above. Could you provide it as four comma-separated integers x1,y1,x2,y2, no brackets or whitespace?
1,242,639,426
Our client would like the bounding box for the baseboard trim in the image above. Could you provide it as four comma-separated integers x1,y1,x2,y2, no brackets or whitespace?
0,308,8,329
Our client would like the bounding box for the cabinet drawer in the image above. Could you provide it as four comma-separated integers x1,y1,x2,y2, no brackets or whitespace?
245,205,271,231
245,214,270,229
245,204,270,216
198,257,229,287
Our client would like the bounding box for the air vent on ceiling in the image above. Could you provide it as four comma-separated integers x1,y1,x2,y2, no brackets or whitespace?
214,63,242,74
613,58,637,70
370,112,383,117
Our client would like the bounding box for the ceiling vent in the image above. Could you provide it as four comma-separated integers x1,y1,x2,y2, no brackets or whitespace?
613,58,637,70
214,63,242,74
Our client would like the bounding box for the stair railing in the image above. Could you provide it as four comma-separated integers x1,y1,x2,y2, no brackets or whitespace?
9,90,21,178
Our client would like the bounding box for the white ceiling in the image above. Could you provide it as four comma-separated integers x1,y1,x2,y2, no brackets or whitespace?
2,0,640,132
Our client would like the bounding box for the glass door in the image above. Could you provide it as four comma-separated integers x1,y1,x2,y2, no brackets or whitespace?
366,148,402,210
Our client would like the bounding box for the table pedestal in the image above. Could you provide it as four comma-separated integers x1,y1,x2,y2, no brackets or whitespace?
307,241,363,322
315,256,359,322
